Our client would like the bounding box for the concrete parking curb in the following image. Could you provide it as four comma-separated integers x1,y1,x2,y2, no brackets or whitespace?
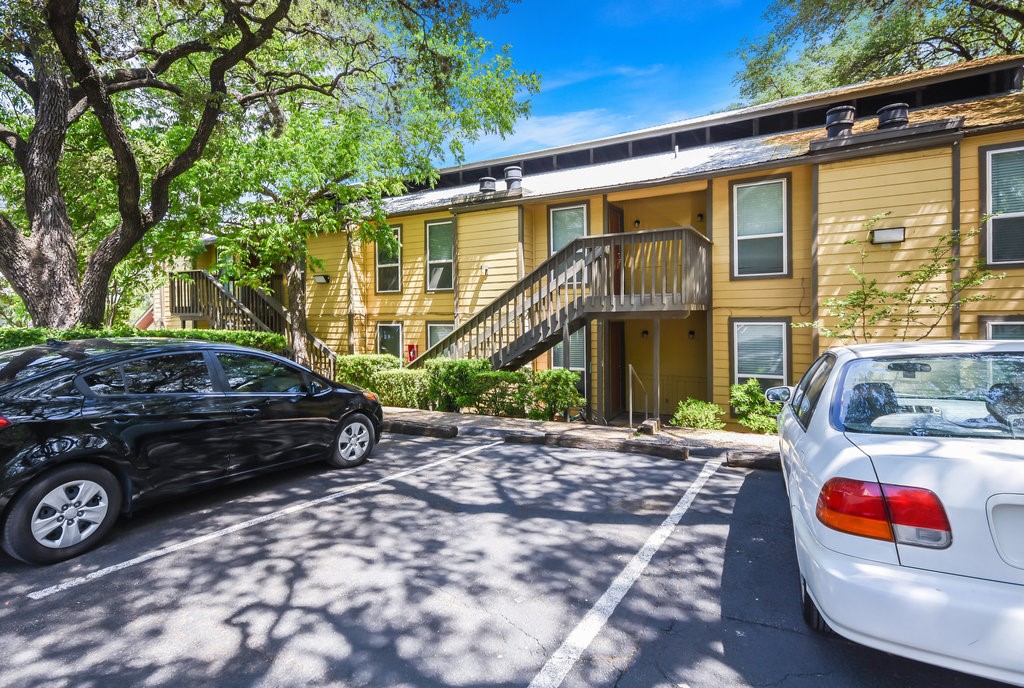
382,419,459,439
504,431,689,462
724,450,781,470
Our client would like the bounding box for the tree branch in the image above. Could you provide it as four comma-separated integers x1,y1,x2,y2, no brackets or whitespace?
969,0,1024,26
1,61,39,103
0,125,28,171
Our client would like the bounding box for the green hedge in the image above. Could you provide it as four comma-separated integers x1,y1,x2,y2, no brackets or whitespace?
729,378,782,434
422,357,493,411
528,368,585,420
335,354,401,389
0,327,287,354
669,398,726,430
472,370,532,417
369,368,429,408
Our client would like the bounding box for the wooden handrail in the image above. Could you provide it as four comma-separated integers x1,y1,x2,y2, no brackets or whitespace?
410,226,710,369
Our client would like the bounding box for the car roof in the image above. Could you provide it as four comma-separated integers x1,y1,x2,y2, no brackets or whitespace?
831,339,1024,358
0,338,268,388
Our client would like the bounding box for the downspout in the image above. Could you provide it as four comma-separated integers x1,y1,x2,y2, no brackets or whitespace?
453,211,461,325
951,139,962,340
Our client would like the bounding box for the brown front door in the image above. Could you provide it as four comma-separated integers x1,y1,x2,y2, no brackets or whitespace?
608,205,624,295
607,321,625,419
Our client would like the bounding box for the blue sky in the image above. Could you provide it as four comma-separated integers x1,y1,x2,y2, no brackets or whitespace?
463,0,774,163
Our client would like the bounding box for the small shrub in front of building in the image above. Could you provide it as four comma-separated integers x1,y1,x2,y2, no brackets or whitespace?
472,370,532,417
422,357,493,411
669,398,726,430
729,378,782,434
528,368,585,421
335,353,402,390
369,368,430,408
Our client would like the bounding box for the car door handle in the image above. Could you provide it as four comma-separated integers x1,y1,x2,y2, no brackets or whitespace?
237,408,261,418
108,410,139,424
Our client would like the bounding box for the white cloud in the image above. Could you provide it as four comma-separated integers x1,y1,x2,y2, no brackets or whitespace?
542,64,666,92
460,109,627,161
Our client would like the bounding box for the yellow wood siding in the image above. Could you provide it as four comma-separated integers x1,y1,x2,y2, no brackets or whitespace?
455,207,520,320
958,130,1024,338
817,146,954,345
710,166,815,427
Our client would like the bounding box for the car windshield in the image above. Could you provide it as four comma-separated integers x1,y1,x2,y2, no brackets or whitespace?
838,353,1024,439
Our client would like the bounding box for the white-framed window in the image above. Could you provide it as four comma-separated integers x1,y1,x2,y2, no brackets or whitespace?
733,178,788,277
377,323,402,358
986,320,1024,340
986,145,1024,265
552,329,586,371
376,226,402,293
426,220,454,291
427,322,455,349
732,320,787,388
549,204,587,255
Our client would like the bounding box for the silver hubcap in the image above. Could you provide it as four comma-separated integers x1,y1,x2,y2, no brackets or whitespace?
30,480,109,549
338,421,370,461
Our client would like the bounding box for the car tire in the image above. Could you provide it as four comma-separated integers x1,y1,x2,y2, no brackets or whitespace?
801,577,833,635
327,413,375,468
1,464,122,565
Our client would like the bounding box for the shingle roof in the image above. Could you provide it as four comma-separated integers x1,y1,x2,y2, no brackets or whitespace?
386,58,1024,216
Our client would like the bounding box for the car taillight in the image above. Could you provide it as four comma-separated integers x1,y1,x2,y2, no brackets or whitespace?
816,477,951,549
0,416,9,431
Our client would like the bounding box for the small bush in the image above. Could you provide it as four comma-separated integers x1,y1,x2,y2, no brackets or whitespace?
729,378,783,434
670,398,726,430
472,370,531,417
370,368,429,408
422,357,492,411
0,327,286,355
529,368,585,421
336,353,401,390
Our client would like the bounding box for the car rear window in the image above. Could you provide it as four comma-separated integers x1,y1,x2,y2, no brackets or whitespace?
838,353,1024,439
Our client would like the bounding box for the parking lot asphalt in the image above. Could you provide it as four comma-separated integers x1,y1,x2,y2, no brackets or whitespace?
0,435,1004,688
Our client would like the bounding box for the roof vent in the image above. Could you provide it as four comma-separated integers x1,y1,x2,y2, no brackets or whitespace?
877,103,909,129
503,166,522,191
825,105,856,138
479,176,496,193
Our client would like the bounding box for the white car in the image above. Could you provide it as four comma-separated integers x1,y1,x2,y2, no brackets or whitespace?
767,340,1024,686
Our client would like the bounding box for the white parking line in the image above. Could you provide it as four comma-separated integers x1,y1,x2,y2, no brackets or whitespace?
528,459,724,688
27,439,503,600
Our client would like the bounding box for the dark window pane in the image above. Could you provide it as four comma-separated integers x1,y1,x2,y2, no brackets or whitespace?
378,265,401,291
991,216,1024,263
218,354,306,393
378,325,401,357
991,322,1024,339
428,264,453,290
123,355,213,394
84,367,126,395
737,236,784,275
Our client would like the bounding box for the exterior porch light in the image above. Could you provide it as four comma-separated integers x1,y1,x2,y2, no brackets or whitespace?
313,274,330,284
870,227,906,245
633,219,641,229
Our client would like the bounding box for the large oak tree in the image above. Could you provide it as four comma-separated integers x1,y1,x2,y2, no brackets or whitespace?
0,0,534,328
735,0,1024,104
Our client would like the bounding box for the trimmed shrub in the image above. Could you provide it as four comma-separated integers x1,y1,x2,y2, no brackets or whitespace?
529,368,585,421
336,353,401,390
669,398,726,430
729,378,783,434
369,368,429,408
422,357,492,411
0,327,287,355
472,370,531,417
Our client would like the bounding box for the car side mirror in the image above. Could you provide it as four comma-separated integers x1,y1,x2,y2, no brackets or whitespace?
765,386,792,404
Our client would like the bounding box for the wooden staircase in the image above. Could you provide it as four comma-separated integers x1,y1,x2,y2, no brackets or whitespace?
167,270,338,379
410,226,711,371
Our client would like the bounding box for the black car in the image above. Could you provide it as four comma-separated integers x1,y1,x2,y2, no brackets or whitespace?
0,338,383,565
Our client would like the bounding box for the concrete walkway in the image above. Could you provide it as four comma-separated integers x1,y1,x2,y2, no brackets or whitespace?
382,406,781,468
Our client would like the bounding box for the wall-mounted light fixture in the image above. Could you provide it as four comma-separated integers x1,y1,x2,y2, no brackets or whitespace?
481,265,489,276
696,213,705,223
688,330,696,340
870,227,906,245
313,274,330,284
641,329,649,339
633,219,641,229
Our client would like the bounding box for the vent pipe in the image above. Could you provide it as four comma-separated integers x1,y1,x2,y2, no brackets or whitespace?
877,103,909,129
479,176,496,193
825,105,856,138
503,165,522,191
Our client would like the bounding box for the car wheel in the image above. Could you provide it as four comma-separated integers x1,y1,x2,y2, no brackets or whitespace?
801,577,833,634
327,413,375,468
1,464,122,565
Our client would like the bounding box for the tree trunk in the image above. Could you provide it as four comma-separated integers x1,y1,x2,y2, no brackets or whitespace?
284,253,311,367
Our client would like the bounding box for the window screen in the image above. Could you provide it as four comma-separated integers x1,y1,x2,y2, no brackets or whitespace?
989,321,1024,340
989,148,1024,264
552,329,586,371
378,324,402,358
426,221,454,291
734,179,786,276
734,322,786,388
376,226,402,292
427,323,454,349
